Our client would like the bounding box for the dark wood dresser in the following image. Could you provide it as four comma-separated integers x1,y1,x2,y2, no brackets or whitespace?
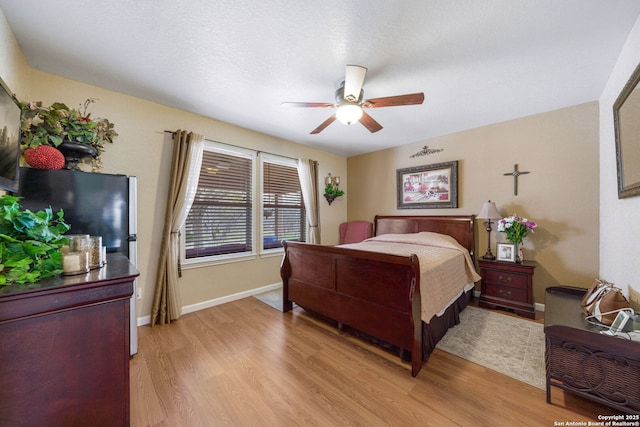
544,286,640,414
478,259,536,318
0,254,139,427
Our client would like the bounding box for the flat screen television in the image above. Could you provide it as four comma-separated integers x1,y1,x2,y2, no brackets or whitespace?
0,76,22,193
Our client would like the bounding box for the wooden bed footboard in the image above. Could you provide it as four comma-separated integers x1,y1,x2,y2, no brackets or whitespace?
280,241,423,377
280,215,476,377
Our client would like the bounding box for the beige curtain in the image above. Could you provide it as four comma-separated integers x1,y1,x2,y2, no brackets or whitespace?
297,159,320,243
151,130,204,326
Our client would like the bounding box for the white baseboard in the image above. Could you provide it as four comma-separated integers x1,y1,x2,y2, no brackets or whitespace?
138,284,544,326
136,282,283,326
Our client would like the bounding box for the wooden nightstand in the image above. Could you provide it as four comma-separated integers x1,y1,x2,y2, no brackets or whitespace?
478,259,536,319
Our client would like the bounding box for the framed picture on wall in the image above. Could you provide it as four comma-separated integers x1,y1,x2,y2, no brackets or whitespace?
396,160,458,209
496,243,516,263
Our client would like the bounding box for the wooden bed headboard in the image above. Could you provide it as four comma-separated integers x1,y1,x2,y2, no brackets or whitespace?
374,215,476,259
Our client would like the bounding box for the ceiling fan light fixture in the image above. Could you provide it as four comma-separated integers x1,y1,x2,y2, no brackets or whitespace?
336,103,363,125
283,65,424,134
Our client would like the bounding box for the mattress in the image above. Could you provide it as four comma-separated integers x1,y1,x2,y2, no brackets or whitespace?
340,232,481,323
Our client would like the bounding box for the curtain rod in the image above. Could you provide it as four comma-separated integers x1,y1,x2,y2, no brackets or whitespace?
164,130,298,162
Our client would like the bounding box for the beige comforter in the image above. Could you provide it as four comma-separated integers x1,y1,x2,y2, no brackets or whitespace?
340,232,481,323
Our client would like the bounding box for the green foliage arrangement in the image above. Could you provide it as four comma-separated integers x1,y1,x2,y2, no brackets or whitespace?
0,195,70,285
324,184,344,197
20,98,117,170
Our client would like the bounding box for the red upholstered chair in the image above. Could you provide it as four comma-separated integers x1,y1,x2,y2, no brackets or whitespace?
339,221,374,244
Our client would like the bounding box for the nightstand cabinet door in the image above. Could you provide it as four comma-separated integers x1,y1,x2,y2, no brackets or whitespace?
478,260,536,319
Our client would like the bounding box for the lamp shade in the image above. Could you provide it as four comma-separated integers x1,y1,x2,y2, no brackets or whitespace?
477,200,501,219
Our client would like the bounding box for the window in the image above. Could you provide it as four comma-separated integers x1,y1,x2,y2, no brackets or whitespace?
184,144,254,260
182,142,304,264
261,156,306,250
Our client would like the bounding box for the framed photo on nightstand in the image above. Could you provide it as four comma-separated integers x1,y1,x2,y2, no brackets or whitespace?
496,243,516,263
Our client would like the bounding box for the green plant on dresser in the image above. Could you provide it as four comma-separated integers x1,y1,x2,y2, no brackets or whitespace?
0,195,70,285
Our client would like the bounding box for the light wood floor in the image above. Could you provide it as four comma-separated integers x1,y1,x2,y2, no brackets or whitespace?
130,297,614,426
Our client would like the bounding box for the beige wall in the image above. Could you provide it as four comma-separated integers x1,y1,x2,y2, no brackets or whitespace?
0,10,28,97
348,102,600,304
599,14,640,310
26,72,347,319
0,10,347,322
5,4,639,316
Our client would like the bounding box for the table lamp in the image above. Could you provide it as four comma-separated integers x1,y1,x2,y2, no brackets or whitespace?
477,200,501,260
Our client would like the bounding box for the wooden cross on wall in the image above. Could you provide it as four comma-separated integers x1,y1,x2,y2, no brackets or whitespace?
503,164,530,196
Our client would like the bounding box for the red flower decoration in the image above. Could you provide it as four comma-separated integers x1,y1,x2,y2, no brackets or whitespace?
24,145,65,169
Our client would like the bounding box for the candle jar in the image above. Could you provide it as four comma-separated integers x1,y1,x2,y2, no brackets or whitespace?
67,234,90,253
64,234,91,274
62,251,89,275
89,236,103,269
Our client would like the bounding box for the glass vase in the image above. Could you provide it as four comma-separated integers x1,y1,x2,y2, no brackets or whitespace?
513,241,523,263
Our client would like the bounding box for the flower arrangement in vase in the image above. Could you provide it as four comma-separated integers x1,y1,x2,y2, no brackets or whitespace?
497,214,537,262
20,98,117,171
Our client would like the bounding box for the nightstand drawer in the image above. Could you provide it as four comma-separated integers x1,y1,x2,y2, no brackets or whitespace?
484,269,528,288
484,283,528,302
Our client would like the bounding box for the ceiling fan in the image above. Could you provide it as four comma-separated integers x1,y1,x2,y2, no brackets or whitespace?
282,65,425,135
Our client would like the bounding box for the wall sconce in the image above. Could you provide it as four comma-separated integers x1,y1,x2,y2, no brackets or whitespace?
323,173,344,205
476,200,501,260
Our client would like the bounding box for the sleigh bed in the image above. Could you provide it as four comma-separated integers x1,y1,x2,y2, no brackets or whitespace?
280,215,480,377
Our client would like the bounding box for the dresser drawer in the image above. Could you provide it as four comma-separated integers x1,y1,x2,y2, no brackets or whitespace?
484,283,528,303
483,269,528,288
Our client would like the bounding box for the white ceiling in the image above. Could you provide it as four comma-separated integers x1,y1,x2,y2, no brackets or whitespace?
1,1,640,157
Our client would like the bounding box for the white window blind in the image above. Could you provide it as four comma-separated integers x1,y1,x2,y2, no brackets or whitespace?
184,148,253,258
262,159,306,249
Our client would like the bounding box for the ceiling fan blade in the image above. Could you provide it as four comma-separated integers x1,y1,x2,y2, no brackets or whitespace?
343,65,367,102
359,111,383,133
281,102,336,108
363,92,425,108
310,114,337,134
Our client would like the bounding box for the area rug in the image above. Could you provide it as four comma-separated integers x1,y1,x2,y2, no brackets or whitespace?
253,289,287,312
436,306,545,390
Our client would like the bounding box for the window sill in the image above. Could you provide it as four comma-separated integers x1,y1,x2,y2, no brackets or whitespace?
259,249,285,259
